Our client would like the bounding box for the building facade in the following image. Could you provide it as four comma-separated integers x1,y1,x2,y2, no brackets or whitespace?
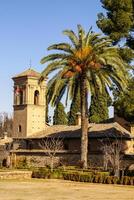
9,68,134,169
12,69,46,137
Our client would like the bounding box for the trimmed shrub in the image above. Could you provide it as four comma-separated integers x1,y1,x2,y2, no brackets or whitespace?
105,176,112,184
130,177,134,185
31,168,134,186
122,176,131,185
32,168,63,179
93,175,100,183
112,176,120,184
96,172,110,177
62,171,93,182
32,168,50,179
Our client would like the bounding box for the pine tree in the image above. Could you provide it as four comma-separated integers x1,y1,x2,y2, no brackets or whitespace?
45,97,51,124
68,87,112,125
114,77,134,122
68,90,81,125
97,0,134,122
97,0,134,44
53,102,67,125
97,0,134,62
89,91,112,123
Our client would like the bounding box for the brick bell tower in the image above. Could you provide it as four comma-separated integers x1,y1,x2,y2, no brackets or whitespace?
12,68,46,137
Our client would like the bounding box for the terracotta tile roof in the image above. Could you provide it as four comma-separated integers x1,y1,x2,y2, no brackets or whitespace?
22,122,132,139
89,122,131,134
13,68,40,79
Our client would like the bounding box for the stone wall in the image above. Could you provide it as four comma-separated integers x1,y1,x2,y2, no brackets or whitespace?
11,150,134,169
11,151,80,168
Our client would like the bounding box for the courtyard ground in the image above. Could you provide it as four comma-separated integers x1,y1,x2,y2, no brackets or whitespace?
0,179,133,200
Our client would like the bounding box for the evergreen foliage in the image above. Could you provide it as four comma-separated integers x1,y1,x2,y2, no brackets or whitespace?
95,0,134,121
68,89,81,125
97,0,134,122
45,97,51,124
114,77,134,122
97,0,134,64
53,102,67,125
97,0,134,44
45,98,49,123
89,91,112,123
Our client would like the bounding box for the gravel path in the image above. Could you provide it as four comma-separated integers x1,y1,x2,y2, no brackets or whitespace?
0,179,133,200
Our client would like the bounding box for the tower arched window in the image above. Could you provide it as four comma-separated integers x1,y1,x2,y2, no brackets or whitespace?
19,90,23,105
15,86,23,105
34,90,39,105
18,125,22,133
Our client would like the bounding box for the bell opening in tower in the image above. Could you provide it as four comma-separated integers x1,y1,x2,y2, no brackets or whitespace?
34,90,39,105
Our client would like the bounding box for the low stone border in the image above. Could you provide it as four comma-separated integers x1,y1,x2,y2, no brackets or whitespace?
0,171,32,179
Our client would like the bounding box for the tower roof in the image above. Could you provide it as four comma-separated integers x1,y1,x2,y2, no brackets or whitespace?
13,68,40,79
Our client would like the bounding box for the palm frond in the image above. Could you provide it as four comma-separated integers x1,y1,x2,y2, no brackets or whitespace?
77,24,85,47
40,53,68,64
93,39,112,51
48,43,73,54
68,75,80,100
86,33,101,46
40,61,63,78
63,30,79,48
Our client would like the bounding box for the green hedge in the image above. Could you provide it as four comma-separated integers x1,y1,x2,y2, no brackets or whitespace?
62,171,94,182
32,168,63,179
62,171,134,185
32,168,134,185
62,171,108,183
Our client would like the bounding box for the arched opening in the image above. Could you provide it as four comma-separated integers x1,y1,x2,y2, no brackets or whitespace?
34,90,39,105
15,86,23,105
19,90,23,105
18,125,22,133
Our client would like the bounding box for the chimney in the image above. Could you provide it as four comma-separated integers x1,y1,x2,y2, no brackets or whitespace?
3,132,8,140
76,112,81,126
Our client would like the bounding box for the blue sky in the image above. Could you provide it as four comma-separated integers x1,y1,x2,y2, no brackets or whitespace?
0,0,110,116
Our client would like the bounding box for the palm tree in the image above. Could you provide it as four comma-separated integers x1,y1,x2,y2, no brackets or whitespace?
40,25,128,168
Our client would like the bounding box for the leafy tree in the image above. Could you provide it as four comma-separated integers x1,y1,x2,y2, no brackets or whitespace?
40,25,128,168
97,0,134,66
0,112,13,137
97,0,134,121
114,77,134,122
68,89,81,125
53,102,67,125
89,91,112,123
45,97,51,124
95,0,134,122
97,0,134,44
69,85,112,125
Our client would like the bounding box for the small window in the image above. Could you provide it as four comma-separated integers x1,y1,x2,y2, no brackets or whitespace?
18,125,22,133
34,90,39,105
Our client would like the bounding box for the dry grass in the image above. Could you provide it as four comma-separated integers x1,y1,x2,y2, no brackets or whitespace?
0,179,133,200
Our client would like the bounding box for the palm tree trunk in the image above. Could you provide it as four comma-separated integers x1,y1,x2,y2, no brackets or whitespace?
80,74,88,169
